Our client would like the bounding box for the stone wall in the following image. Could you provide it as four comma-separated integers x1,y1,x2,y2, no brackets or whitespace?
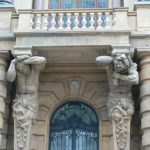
27,67,140,150
31,68,110,150
0,63,141,150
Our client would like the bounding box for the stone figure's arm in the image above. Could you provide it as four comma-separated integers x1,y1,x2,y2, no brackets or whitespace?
128,69,139,85
23,56,46,64
96,56,113,66
23,56,46,71
6,59,16,82
113,69,139,85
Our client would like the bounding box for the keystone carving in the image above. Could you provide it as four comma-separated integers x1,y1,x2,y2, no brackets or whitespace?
6,55,46,150
96,50,139,150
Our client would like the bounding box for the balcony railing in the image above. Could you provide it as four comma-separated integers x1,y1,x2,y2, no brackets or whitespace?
17,8,129,32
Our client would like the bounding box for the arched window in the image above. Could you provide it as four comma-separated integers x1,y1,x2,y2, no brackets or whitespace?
0,0,13,5
49,101,99,150
50,0,108,9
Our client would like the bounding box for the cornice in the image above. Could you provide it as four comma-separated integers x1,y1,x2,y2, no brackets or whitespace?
128,11,137,16
0,5,16,13
17,7,129,14
134,2,150,10
14,30,131,37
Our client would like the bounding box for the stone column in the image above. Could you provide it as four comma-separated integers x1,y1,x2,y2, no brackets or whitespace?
33,0,44,9
0,53,8,144
139,52,150,150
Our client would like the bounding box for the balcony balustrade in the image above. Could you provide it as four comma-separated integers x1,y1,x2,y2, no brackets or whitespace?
32,11,113,31
17,8,129,32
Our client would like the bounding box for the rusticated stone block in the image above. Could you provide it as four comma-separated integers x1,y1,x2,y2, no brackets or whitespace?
30,135,45,150
40,82,66,98
0,100,5,114
0,136,6,149
102,121,113,136
32,121,46,136
0,84,7,98
0,114,3,129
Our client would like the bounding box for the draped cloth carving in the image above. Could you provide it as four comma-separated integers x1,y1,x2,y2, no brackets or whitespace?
6,55,46,150
96,50,139,150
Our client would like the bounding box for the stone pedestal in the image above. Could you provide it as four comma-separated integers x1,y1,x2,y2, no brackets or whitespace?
139,52,150,150
112,119,131,150
0,52,8,144
14,119,32,150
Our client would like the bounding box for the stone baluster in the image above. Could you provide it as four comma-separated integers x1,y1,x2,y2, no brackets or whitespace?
42,14,49,30
51,13,56,31
30,14,34,30
89,13,95,31
139,52,150,150
82,12,87,30
73,13,79,31
0,53,8,144
58,13,64,31
35,13,42,30
105,12,111,29
96,12,103,30
66,13,71,31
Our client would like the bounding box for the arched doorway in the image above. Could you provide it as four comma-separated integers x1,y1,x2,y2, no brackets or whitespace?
49,101,99,150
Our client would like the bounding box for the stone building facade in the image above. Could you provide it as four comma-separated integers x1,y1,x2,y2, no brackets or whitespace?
0,0,150,150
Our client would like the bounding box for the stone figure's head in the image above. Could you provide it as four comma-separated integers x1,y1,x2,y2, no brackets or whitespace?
114,54,130,73
16,60,30,75
15,55,31,75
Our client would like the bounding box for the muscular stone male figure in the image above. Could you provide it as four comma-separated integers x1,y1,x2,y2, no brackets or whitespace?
6,55,46,150
96,52,139,150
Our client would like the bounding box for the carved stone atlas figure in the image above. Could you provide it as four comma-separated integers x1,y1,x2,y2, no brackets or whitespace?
6,55,46,150
96,52,139,150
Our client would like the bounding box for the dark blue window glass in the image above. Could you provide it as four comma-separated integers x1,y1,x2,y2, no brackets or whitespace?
51,0,58,9
49,101,99,150
80,0,95,8
61,0,76,8
99,0,108,8
50,0,108,8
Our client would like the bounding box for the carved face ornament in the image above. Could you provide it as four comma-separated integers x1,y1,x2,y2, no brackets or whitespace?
112,108,122,121
114,54,130,73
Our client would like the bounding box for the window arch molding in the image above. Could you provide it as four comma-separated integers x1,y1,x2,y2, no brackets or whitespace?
47,97,101,121
48,99,101,150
